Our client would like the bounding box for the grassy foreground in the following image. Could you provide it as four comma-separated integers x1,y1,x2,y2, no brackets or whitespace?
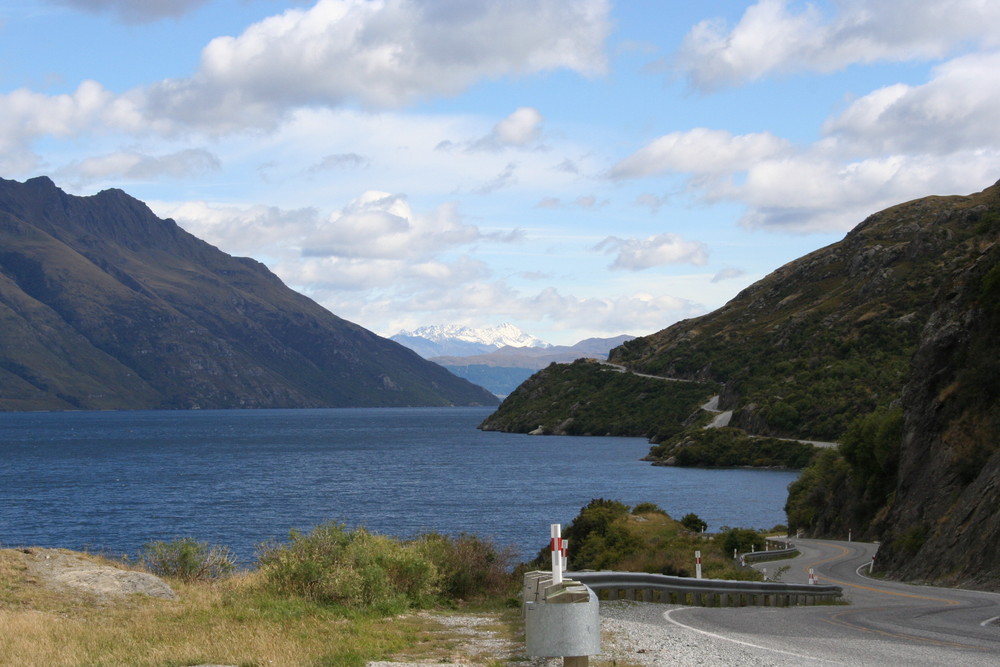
0,525,523,667
1,504,774,666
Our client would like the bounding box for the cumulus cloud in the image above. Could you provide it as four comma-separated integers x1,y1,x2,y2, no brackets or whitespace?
676,0,1000,90
51,0,209,23
143,0,609,130
5,0,610,151
608,128,789,179
470,107,544,151
163,190,517,264
594,233,709,270
159,201,321,257
823,51,1000,155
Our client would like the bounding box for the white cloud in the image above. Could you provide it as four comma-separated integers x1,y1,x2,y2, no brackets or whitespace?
609,128,789,179
162,190,517,264
712,267,745,283
142,0,609,130
51,0,209,23
677,0,1000,90
58,148,220,185
595,233,709,270
483,107,544,148
326,281,702,340
734,151,1000,232
2,1,610,159
823,51,1000,155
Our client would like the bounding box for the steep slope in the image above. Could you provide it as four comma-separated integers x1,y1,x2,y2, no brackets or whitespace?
611,185,1000,441
0,176,498,410
482,179,1000,589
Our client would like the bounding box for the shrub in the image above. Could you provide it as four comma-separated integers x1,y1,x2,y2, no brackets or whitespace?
139,537,236,581
719,527,767,556
255,523,438,613
416,532,518,601
680,513,708,532
632,502,668,516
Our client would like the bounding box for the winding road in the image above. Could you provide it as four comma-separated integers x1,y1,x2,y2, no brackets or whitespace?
662,539,1000,665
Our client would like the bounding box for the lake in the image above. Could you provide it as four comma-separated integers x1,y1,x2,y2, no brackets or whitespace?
0,407,799,563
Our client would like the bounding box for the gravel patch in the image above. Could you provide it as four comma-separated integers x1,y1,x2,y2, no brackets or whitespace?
369,601,792,667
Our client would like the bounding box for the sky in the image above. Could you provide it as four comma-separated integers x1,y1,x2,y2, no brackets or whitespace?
2,1,999,345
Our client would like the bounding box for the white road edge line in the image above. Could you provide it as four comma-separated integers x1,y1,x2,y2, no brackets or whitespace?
980,615,1000,628
662,607,842,664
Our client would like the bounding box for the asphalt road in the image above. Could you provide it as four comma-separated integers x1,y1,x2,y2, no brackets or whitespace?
662,538,1000,665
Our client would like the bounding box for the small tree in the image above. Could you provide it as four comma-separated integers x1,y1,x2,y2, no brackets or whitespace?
680,513,708,532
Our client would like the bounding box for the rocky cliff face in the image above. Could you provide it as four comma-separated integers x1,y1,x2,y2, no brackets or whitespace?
0,176,498,410
869,216,1000,588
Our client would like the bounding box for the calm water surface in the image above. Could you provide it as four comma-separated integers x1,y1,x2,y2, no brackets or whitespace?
0,407,799,562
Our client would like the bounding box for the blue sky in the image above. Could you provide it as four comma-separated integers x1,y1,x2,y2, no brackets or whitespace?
2,1,999,345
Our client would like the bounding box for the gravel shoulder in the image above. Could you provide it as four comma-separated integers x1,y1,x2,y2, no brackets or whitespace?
371,600,792,667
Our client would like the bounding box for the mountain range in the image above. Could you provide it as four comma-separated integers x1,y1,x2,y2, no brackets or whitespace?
482,180,1000,590
0,176,498,410
392,325,633,397
390,323,549,358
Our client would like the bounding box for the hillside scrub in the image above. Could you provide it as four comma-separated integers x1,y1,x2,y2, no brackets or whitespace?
648,427,819,469
479,358,717,440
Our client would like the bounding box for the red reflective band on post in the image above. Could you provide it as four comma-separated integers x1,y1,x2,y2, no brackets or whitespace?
550,537,563,552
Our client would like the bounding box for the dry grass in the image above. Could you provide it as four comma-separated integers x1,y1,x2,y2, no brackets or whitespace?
0,548,517,667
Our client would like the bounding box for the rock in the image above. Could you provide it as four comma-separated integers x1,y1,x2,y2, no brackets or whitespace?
19,548,177,602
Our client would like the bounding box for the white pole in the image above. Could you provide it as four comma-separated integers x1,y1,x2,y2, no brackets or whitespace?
562,539,569,572
848,529,852,542
695,550,702,579
550,523,563,585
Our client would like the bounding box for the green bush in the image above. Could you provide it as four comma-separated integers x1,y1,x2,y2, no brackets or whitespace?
632,502,668,516
719,527,767,556
680,513,708,532
139,537,236,581
416,532,518,601
255,523,438,613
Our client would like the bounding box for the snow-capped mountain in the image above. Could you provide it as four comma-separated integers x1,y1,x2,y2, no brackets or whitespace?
391,323,550,358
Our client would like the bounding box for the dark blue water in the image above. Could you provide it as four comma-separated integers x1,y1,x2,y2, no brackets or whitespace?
0,407,798,563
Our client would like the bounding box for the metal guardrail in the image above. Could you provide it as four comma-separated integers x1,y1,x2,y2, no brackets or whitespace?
565,570,842,607
740,546,799,564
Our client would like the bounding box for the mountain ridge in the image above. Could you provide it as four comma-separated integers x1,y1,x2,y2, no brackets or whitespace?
0,176,498,410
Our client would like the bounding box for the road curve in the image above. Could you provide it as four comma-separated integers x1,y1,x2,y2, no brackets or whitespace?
658,538,1000,665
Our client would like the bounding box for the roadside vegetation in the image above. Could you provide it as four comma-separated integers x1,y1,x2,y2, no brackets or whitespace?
0,526,521,667
1,506,777,666
527,499,774,581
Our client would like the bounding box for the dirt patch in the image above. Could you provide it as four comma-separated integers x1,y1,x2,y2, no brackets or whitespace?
15,547,177,602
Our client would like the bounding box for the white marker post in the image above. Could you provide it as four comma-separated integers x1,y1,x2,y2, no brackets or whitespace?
550,523,564,585
562,539,569,572
695,550,702,579
809,568,818,585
